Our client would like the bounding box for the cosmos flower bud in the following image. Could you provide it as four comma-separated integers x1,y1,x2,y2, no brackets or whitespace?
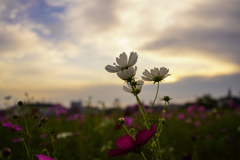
118,117,125,124
159,118,167,124
18,101,23,106
12,115,18,119
32,114,39,119
2,148,11,157
40,118,48,124
37,123,42,127
161,96,172,104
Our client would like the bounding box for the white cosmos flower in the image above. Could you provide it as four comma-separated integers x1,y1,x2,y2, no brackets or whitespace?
142,67,171,83
105,52,138,73
117,66,137,81
123,80,144,94
56,132,73,139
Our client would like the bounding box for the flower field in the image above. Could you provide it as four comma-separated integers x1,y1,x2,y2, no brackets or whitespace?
1,101,240,160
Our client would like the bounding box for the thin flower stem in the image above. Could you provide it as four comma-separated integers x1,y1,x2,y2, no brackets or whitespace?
147,82,159,114
123,124,134,138
156,101,167,160
157,133,162,160
130,85,150,129
29,121,37,133
20,106,30,136
162,102,166,118
22,138,31,160
135,95,150,129
141,151,147,160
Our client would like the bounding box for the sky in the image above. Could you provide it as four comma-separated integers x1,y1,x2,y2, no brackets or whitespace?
0,0,240,109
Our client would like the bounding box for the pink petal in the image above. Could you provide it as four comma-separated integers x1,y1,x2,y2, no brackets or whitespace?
108,148,132,156
116,134,136,149
36,154,55,160
2,122,12,128
12,138,22,143
13,124,21,131
136,125,156,145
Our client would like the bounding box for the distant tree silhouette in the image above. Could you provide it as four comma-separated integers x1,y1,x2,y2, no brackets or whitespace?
197,94,218,109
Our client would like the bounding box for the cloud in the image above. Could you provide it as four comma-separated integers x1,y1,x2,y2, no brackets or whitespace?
1,0,240,109
140,0,240,64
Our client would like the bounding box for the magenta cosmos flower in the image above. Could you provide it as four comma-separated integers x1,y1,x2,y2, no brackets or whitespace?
2,122,22,131
36,154,55,160
108,124,156,156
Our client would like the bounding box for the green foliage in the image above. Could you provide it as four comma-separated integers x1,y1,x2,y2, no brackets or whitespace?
197,94,218,109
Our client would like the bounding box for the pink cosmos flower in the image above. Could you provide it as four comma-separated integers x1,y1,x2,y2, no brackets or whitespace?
227,102,234,108
49,105,62,112
40,133,48,138
124,117,133,126
67,114,84,121
164,114,169,119
55,108,67,117
36,154,55,160
12,138,22,143
198,106,205,112
194,121,201,127
187,105,197,115
177,113,185,120
2,122,22,131
108,125,156,156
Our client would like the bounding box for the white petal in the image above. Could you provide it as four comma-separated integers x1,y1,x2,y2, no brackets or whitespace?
128,52,138,66
151,68,158,77
136,80,144,90
128,66,137,77
164,74,171,78
143,69,154,78
123,86,132,93
137,80,144,85
134,66,137,75
127,82,132,89
117,70,127,80
105,65,121,73
116,52,128,68
142,76,152,81
160,67,169,76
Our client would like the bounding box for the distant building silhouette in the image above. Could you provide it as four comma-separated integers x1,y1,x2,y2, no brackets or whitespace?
69,101,84,114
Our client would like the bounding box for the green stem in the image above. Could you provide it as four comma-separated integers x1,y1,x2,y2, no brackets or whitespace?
157,133,162,160
130,85,150,129
29,121,37,133
141,151,147,160
135,95,150,129
162,102,166,119
147,82,159,114
20,106,29,136
123,124,134,138
156,102,167,160
22,138,31,160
